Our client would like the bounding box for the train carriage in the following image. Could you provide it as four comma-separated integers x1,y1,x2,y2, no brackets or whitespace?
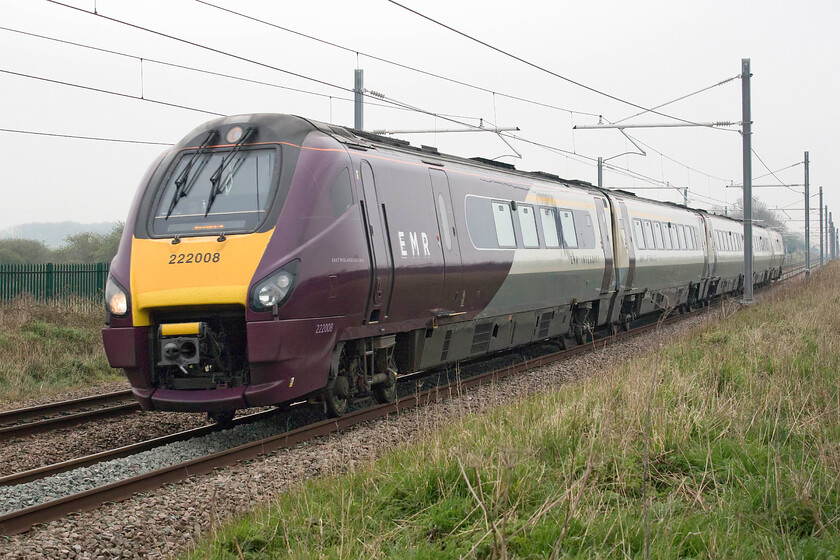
703,213,747,296
102,113,785,420
768,229,785,279
607,192,708,320
752,225,774,285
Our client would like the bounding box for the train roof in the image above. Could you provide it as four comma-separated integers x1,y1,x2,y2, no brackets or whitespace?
302,117,609,196
201,114,771,230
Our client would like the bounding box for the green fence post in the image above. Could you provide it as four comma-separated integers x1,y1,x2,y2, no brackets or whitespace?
45,262,53,301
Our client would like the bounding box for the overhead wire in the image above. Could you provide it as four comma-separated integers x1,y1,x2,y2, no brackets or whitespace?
38,0,614,176
0,25,466,118
385,0,721,128
194,0,601,118
751,148,802,193
0,127,172,145
0,67,224,116
11,4,599,179
752,160,802,182
621,133,732,183
22,1,763,216
613,75,741,125
41,1,499,132
43,0,356,96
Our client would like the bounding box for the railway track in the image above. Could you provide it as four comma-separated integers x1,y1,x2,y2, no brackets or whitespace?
0,308,717,535
0,265,810,535
0,407,280,488
0,389,137,442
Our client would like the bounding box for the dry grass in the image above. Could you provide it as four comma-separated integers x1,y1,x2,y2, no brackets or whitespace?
190,267,840,559
0,295,120,401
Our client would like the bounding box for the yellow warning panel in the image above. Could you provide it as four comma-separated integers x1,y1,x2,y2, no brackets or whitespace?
160,322,202,337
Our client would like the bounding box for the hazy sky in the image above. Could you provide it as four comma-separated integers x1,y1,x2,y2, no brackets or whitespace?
2,0,838,242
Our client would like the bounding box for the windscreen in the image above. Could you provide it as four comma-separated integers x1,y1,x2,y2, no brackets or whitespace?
152,147,278,236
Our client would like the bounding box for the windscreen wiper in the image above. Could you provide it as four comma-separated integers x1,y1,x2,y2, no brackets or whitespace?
205,127,256,217
165,129,219,220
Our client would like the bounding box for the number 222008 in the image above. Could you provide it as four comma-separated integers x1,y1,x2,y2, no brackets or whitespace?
315,323,334,334
168,252,220,264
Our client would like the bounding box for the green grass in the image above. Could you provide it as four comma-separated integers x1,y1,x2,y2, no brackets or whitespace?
188,267,840,559
0,296,121,401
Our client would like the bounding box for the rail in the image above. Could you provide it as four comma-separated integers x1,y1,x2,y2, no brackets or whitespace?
0,390,136,442
0,269,808,535
0,311,696,535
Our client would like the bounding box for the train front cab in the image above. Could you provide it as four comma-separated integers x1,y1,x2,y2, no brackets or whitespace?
103,116,382,416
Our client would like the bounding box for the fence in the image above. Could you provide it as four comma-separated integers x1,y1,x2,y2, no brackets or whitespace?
0,263,110,304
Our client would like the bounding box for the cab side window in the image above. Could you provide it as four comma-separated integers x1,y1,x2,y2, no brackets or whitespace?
330,168,353,217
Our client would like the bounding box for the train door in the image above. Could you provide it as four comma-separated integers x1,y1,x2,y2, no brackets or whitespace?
358,160,394,322
619,202,636,290
429,169,463,311
595,198,615,294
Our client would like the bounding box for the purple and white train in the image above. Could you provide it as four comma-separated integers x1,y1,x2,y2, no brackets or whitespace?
101,114,785,420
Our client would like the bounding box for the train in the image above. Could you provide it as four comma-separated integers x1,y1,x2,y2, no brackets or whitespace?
101,113,785,422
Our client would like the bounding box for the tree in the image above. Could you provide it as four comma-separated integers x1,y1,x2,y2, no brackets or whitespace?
728,198,803,254
0,238,53,264
93,222,124,263
54,223,124,263
728,198,786,231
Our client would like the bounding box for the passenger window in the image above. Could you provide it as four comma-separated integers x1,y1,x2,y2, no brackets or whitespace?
677,224,686,249
540,207,560,248
633,219,645,249
669,225,679,249
492,201,516,248
653,222,664,250
662,224,673,250
559,210,578,248
643,221,655,249
517,205,539,248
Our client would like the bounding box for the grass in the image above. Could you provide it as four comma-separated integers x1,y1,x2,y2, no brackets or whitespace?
0,295,121,401
186,265,840,559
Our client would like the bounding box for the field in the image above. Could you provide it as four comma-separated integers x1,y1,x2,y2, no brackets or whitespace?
187,267,840,559
0,296,120,402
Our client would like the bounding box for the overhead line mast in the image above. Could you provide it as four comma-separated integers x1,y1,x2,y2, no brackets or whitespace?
741,58,753,304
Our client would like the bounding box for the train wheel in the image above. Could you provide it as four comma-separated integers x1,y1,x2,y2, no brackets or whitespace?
324,375,349,417
373,364,398,404
209,411,235,427
573,325,591,345
324,346,351,417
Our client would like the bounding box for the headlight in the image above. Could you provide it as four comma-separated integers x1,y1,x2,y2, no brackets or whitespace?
250,260,299,311
105,275,129,316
